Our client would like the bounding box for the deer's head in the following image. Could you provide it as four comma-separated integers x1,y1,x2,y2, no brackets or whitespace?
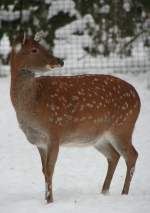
11,33,64,73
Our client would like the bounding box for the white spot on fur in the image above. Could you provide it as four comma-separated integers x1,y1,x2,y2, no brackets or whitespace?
130,166,135,177
72,96,79,101
122,106,126,110
113,86,116,91
86,103,93,108
125,102,129,108
80,117,86,122
80,105,84,111
78,91,82,95
52,81,57,86
102,87,105,92
123,117,127,122
108,92,112,96
74,118,79,122
50,104,55,111
49,117,54,123
92,100,96,104
118,85,121,89
55,117,62,125
107,111,111,116
134,103,137,108
104,80,108,85
119,115,123,119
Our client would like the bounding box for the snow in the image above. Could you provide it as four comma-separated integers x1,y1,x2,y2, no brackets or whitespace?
47,0,77,19
0,71,150,212
0,9,30,22
0,35,11,59
53,13,150,73
99,4,110,14
54,39,150,73
55,14,95,38
123,0,131,12
0,65,10,77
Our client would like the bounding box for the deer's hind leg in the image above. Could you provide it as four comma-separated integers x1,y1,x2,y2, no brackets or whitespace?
109,134,138,194
122,144,138,194
95,143,120,194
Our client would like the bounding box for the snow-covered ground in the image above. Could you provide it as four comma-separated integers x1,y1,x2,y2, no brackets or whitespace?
0,72,150,213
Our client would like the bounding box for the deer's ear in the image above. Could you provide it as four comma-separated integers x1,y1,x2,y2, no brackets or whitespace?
13,33,29,52
14,43,22,53
22,33,27,45
13,36,24,53
34,31,47,42
14,33,27,46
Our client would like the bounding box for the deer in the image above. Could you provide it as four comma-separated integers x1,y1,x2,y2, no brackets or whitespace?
10,33,141,203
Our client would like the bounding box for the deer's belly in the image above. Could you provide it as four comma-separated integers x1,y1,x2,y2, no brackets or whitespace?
62,136,96,147
61,131,113,148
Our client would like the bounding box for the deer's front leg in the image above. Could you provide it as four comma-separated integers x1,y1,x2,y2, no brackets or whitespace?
44,142,59,203
37,147,47,199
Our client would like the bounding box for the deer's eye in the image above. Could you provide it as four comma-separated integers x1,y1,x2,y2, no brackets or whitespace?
31,48,38,53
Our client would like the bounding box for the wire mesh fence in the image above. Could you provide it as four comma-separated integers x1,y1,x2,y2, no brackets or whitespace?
0,0,150,76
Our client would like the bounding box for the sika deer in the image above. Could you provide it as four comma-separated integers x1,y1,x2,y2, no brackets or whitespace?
10,34,141,203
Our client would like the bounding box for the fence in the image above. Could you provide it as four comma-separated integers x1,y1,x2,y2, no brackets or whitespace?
0,0,150,76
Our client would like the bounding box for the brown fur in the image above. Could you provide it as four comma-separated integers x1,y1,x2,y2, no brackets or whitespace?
10,36,141,203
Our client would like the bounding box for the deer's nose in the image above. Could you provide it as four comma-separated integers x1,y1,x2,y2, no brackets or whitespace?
57,58,64,67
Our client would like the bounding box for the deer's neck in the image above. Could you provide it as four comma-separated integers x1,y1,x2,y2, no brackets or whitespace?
10,66,35,107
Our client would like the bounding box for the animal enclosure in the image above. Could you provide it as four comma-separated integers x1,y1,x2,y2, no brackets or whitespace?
0,0,150,75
